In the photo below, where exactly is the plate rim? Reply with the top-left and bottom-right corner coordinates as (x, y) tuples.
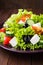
(0, 45), (43, 54)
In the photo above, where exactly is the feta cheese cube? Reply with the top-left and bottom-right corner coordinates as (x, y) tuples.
(32, 22), (41, 27)
(18, 20), (25, 24)
(30, 34), (40, 45)
(9, 37), (18, 47)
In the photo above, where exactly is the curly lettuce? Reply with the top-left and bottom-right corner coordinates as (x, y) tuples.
(15, 26), (35, 50)
(2, 9), (43, 50)
(0, 32), (5, 43)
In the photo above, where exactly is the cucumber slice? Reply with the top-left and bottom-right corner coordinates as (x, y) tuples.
(6, 31), (14, 37)
(39, 40), (43, 45)
(26, 19), (34, 26)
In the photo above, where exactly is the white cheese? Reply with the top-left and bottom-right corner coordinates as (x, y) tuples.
(32, 22), (41, 27)
(18, 20), (25, 24)
(9, 37), (18, 47)
(30, 34), (40, 45)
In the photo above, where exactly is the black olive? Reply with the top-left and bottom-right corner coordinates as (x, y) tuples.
(29, 35), (33, 39)
(22, 35), (33, 44)
(25, 23), (29, 28)
(22, 35), (30, 44)
(23, 23), (29, 28)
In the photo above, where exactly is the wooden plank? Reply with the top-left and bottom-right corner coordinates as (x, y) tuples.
(0, 48), (9, 65)
(32, 53), (43, 65)
(7, 53), (31, 65)
(0, 47), (31, 65)
(0, 0), (42, 9)
(40, 0), (43, 9)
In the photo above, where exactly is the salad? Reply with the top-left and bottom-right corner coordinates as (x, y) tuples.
(0, 9), (43, 51)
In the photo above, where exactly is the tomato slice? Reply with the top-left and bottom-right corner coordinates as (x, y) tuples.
(3, 36), (11, 45)
(21, 14), (31, 22)
(0, 28), (5, 32)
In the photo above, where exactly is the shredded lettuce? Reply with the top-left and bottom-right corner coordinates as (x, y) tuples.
(39, 14), (43, 27)
(31, 14), (39, 23)
(15, 26), (35, 50)
(2, 9), (43, 50)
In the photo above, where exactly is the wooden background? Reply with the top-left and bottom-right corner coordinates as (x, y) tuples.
(0, 0), (43, 65)
(0, 47), (43, 65)
(0, 0), (43, 9)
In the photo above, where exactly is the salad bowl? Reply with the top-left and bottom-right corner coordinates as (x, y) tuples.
(0, 9), (43, 53)
(0, 45), (43, 53)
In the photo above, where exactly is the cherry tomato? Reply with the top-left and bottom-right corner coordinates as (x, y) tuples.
(21, 14), (31, 22)
(0, 28), (5, 32)
(3, 36), (11, 45)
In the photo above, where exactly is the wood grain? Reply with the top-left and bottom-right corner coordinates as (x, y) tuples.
(0, 47), (31, 65)
(0, 48), (9, 65)
(32, 53), (43, 65)
(7, 53), (31, 65)
(0, 0), (43, 9)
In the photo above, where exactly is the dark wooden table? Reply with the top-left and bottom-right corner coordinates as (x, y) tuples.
(0, 47), (43, 65)
(0, 8), (43, 65)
